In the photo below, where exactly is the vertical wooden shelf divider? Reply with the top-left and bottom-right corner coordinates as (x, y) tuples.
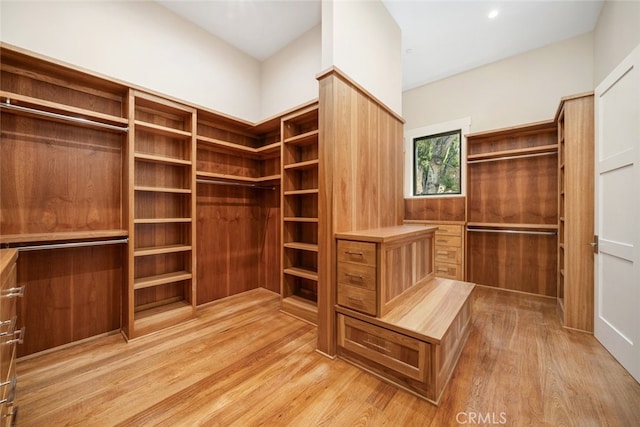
(280, 104), (319, 324)
(124, 90), (197, 339)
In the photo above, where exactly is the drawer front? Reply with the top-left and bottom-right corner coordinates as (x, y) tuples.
(434, 246), (462, 264)
(338, 314), (429, 381)
(337, 262), (376, 291)
(435, 262), (462, 280)
(435, 224), (463, 236)
(434, 235), (461, 247)
(337, 284), (377, 316)
(337, 240), (376, 266)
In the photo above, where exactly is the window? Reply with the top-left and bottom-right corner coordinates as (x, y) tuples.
(404, 117), (469, 198)
(413, 130), (461, 195)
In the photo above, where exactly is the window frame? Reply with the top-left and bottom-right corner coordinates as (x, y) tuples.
(404, 117), (470, 198)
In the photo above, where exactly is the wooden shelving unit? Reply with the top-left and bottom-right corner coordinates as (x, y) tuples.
(556, 93), (594, 332)
(466, 120), (559, 297)
(126, 90), (197, 339)
(280, 104), (319, 324)
(0, 45), (129, 357)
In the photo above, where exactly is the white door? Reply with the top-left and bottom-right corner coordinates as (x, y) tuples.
(594, 44), (640, 383)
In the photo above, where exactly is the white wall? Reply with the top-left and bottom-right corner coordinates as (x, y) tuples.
(322, 0), (402, 115)
(0, 1), (261, 121)
(594, 0), (640, 86)
(402, 33), (594, 133)
(260, 25), (321, 120)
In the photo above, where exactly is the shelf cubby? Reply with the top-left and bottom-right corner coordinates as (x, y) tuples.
(280, 104), (319, 324)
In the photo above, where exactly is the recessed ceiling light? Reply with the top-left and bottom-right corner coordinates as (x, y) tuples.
(488, 9), (499, 19)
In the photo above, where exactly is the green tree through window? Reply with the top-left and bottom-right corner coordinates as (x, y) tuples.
(413, 130), (461, 195)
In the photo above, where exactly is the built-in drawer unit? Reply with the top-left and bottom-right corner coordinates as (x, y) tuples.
(336, 225), (436, 318)
(336, 277), (475, 405)
(338, 314), (430, 382)
(0, 249), (21, 425)
(433, 223), (464, 280)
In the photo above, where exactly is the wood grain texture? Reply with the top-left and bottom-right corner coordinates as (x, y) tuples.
(404, 197), (466, 222)
(317, 70), (404, 356)
(16, 246), (123, 357)
(467, 231), (557, 296)
(0, 115), (124, 235)
(16, 287), (640, 426)
(467, 154), (558, 225)
(559, 94), (594, 332)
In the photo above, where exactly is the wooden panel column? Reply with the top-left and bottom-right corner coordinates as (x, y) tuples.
(317, 68), (405, 357)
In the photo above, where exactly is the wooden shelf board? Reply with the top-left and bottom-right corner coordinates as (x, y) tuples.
(255, 142), (281, 155)
(284, 129), (319, 146)
(0, 90), (128, 128)
(134, 185), (192, 194)
(134, 244), (192, 257)
(284, 189), (319, 196)
(133, 300), (194, 337)
(134, 153), (191, 166)
(134, 271), (192, 290)
(134, 218), (192, 224)
(283, 267), (318, 281)
(467, 144), (558, 162)
(280, 295), (317, 325)
(197, 137), (281, 158)
(466, 222), (558, 230)
(283, 217), (318, 223)
(284, 159), (319, 171)
(134, 120), (191, 138)
(284, 242), (318, 252)
(197, 171), (279, 184)
(0, 229), (128, 245)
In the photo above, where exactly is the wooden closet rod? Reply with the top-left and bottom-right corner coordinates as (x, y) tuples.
(467, 151), (556, 164)
(1, 100), (129, 133)
(466, 228), (556, 236)
(196, 178), (276, 191)
(9, 238), (129, 252)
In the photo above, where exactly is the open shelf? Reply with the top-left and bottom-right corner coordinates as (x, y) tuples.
(133, 300), (194, 335)
(134, 218), (192, 224)
(284, 242), (318, 252)
(196, 171), (281, 184)
(284, 189), (319, 196)
(134, 185), (192, 194)
(280, 295), (318, 324)
(284, 159), (319, 171)
(134, 244), (192, 257)
(134, 271), (193, 290)
(466, 222), (558, 230)
(284, 266), (318, 282)
(134, 120), (191, 139)
(283, 217), (318, 223)
(467, 144), (558, 162)
(0, 90), (128, 129)
(0, 229), (128, 245)
(284, 129), (319, 146)
(134, 153), (192, 166)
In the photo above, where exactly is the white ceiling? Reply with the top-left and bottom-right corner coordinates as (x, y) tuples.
(157, 0), (604, 91)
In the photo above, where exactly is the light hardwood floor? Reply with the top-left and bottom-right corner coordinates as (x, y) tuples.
(18, 286), (640, 426)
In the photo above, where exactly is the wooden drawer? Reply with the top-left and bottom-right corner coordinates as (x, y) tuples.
(434, 246), (462, 264)
(337, 262), (376, 291)
(435, 224), (463, 236)
(434, 263), (462, 280)
(338, 314), (430, 382)
(337, 240), (376, 266)
(337, 284), (377, 316)
(434, 235), (461, 248)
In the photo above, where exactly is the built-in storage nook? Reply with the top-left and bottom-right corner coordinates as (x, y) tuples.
(281, 104), (319, 324)
(466, 121), (559, 296)
(125, 91), (197, 339)
(335, 225), (475, 404)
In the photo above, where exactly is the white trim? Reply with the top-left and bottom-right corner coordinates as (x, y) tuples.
(403, 117), (471, 198)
